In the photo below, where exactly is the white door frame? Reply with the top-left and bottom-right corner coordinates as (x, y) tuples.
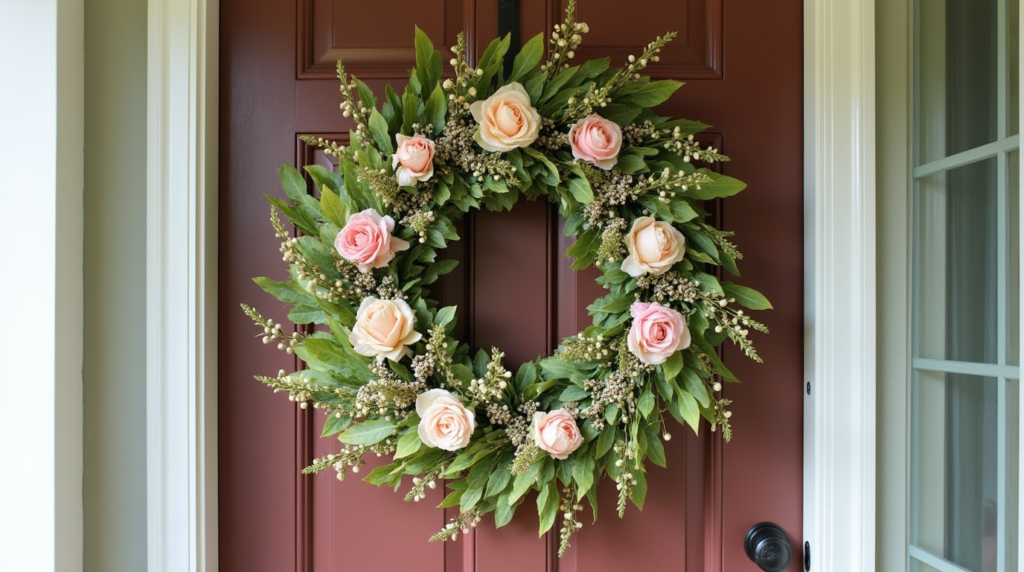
(143, 1), (879, 571)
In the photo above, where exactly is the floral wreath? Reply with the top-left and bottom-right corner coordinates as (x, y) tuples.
(243, 0), (770, 555)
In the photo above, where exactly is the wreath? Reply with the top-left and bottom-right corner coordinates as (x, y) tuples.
(243, 0), (769, 555)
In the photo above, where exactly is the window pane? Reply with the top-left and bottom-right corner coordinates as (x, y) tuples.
(1010, 152), (1020, 366)
(1007, 380), (1020, 571)
(912, 371), (1001, 571)
(1009, 0), (1020, 136)
(917, 0), (999, 164)
(915, 158), (999, 363)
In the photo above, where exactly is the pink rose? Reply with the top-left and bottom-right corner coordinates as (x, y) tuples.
(469, 82), (541, 152)
(627, 301), (691, 365)
(334, 208), (410, 273)
(416, 389), (476, 451)
(391, 134), (435, 186)
(569, 114), (622, 170)
(620, 216), (686, 277)
(349, 297), (422, 362)
(532, 409), (583, 460)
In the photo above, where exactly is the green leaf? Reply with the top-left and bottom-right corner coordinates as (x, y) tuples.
(424, 84), (447, 136)
(559, 386), (590, 402)
(578, 57), (610, 78)
(508, 33), (545, 84)
(394, 429), (423, 459)
(615, 154), (647, 174)
(722, 283), (773, 310)
(288, 303), (326, 325)
(338, 419), (396, 446)
(368, 109), (393, 156)
(510, 461), (542, 505)
(486, 464), (512, 497)
(253, 276), (308, 305)
(321, 413), (352, 437)
(599, 102), (642, 126)
(685, 172), (747, 200)
(674, 392), (701, 433)
(320, 186), (347, 227)
(522, 147), (560, 183)
(654, 369), (675, 402)
(629, 469), (648, 509)
(680, 368), (710, 408)
(414, 26), (442, 92)
(595, 424), (617, 458)
(662, 351), (683, 382)
(537, 480), (559, 535)
(571, 454), (596, 497)
(617, 79), (682, 107)
(438, 488), (465, 509)
(494, 491), (516, 528)
(637, 387), (655, 418)
(434, 305), (457, 328)
(567, 176), (594, 204)
(363, 462), (401, 486)
(402, 91), (419, 135)
(643, 422), (667, 467)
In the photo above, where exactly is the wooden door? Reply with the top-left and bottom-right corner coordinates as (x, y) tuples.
(218, 1), (803, 571)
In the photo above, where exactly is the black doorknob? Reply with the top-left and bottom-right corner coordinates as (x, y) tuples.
(744, 522), (792, 572)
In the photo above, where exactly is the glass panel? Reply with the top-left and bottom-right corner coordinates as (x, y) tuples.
(915, 158), (999, 363)
(1010, 152), (1020, 366)
(1009, 0), (1020, 136)
(1007, 380), (1020, 571)
(913, 371), (1002, 571)
(917, 0), (999, 164)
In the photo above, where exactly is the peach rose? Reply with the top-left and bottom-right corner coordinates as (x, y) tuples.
(620, 217), (686, 277)
(627, 301), (691, 365)
(349, 297), (422, 362)
(532, 409), (583, 460)
(416, 389), (476, 451)
(334, 208), (410, 273)
(469, 82), (541, 152)
(391, 134), (435, 186)
(569, 114), (622, 170)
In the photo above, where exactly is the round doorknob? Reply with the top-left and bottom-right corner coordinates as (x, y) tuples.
(744, 522), (792, 572)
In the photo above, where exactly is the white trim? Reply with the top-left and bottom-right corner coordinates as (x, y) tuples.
(0, 1), (84, 570)
(804, 1), (877, 572)
(146, 0), (219, 570)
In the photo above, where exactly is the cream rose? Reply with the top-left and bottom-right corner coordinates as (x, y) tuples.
(416, 389), (476, 451)
(627, 301), (691, 365)
(569, 114), (622, 170)
(349, 297), (422, 362)
(334, 208), (411, 273)
(469, 82), (541, 152)
(532, 409), (583, 460)
(620, 216), (686, 277)
(391, 134), (435, 186)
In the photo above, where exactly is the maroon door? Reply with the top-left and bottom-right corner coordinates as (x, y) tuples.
(218, 1), (803, 570)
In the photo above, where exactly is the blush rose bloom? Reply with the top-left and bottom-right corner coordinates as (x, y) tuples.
(334, 208), (410, 273)
(416, 389), (476, 451)
(532, 409), (584, 460)
(627, 301), (692, 365)
(569, 114), (623, 170)
(469, 82), (541, 152)
(620, 216), (686, 277)
(391, 134), (435, 186)
(349, 297), (422, 362)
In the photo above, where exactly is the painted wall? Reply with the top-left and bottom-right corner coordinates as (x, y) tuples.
(82, 0), (148, 569)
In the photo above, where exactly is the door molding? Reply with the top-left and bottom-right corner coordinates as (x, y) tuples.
(145, 1), (878, 571)
(804, 0), (877, 569)
(146, 0), (219, 570)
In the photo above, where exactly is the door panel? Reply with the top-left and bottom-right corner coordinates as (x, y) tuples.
(219, 1), (803, 570)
